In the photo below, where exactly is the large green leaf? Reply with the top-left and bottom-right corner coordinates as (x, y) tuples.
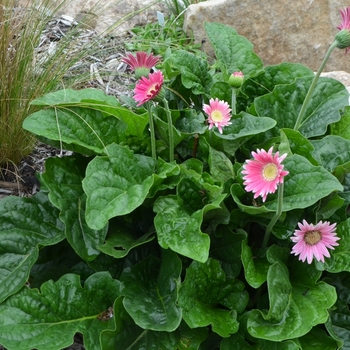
(311, 135), (350, 172)
(297, 327), (338, 350)
(241, 233), (270, 288)
(154, 194), (226, 262)
(331, 105), (350, 139)
(101, 297), (207, 350)
(83, 144), (156, 230)
(280, 128), (317, 165)
(169, 50), (213, 95)
(0, 192), (65, 303)
(0, 272), (120, 350)
(120, 250), (182, 331)
(41, 155), (108, 261)
(23, 89), (149, 154)
(210, 227), (246, 279)
(178, 259), (240, 338)
(324, 218), (350, 273)
(264, 155), (343, 211)
(247, 256), (337, 341)
(221, 333), (300, 349)
(98, 230), (154, 259)
(240, 62), (314, 104)
(255, 76), (349, 137)
(204, 22), (263, 75)
(326, 273), (350, 350)
(30, 88), (119, 106)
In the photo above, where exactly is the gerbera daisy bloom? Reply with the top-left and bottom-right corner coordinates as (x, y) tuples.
(133, 71), (164, 106)
(121, 51), (161, 79)
(335, 7), (350, 53)
(203, 98), (232, 134)
(290, 220), (340, 264)
(242, 147), (289, 202)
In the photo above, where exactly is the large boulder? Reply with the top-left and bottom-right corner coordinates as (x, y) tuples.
(183, 0), (350, 71)
(16, 0), (167, 34)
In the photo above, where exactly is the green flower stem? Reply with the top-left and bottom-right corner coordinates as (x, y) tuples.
(146, 102), (157, 161)
(231, 88), (237, 115)
(294, 40), (338, 131)
(163, 98), (174, 162)
(262, 182), (284, 249)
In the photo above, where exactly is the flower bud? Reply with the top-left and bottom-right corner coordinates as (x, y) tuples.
(228, 71), (244, 88)
(335, 29), (350, 50)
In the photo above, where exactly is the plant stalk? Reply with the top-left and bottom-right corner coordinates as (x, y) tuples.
(262, 182), (284, 249)
(231, 88), (237, 115)
(146, 102), (157, 161)
(293, 41), (338, 131)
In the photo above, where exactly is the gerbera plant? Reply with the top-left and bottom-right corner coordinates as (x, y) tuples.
(2, 6), (350, 350)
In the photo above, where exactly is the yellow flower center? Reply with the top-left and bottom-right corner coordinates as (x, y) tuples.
(146, 83), (159, 98)
(262, 163), (278, 181)
(211, 110), (223, 122)
(304, 230), (322, 245)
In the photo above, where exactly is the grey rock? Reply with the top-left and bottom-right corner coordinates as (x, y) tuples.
(183, 0), (350, 72)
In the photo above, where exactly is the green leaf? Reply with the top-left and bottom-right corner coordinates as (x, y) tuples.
(280, 128), (317, 165)
(240, 62), (313, 104)
(326, 273), (350, 349)
(209, 147), (235, 183)
(30, 88), (119, 106)
(210, 227), (246, 279)
(0, 272), (120, 350)
(169, 50), (213, 95)
(247, 259), (337, 341)
(264, 155), (343, 211)
(41, 155), (108, 261)
(178, 259), (240, 338)
(0, 192), (65, 303)
(214, 112), (276, 140)
(98, 230), (154, 259)
(311, 135), (350, 172)
(24, 92), (149, 154)
(298, 327), (338, 350)
(120, 250), (182, 331)
(331, 105), (350, 139)
(204, 22), (263, 76)
(210, 81), (232, 103)
(230, 183), (274, 215)
(255, 76), (349, 137)
(241, 233), (270, 288)
(218, 112), (276, 155)
(221, 334), (300, 350)
(101, 298), (207, 350)
(83, 144), (156, 230)
(154, 194), (226, 262)
(324, 218), (350, 273)
(154, 195), (209, 262)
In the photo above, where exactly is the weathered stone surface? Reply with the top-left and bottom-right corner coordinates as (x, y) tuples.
(16, 0), (167, 34)
(183, 0), (350, 72)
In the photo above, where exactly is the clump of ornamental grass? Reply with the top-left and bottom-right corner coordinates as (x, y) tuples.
(0, 0), (102, 166)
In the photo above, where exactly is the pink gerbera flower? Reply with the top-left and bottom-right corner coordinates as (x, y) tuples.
(336, 7), (350, 53)
(291, 220), (340, 264)
(133, 71), (164, 106)
(203, 98), (232, 134)
(242, 147), (289, 202)
(121, 52), (161, 79)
